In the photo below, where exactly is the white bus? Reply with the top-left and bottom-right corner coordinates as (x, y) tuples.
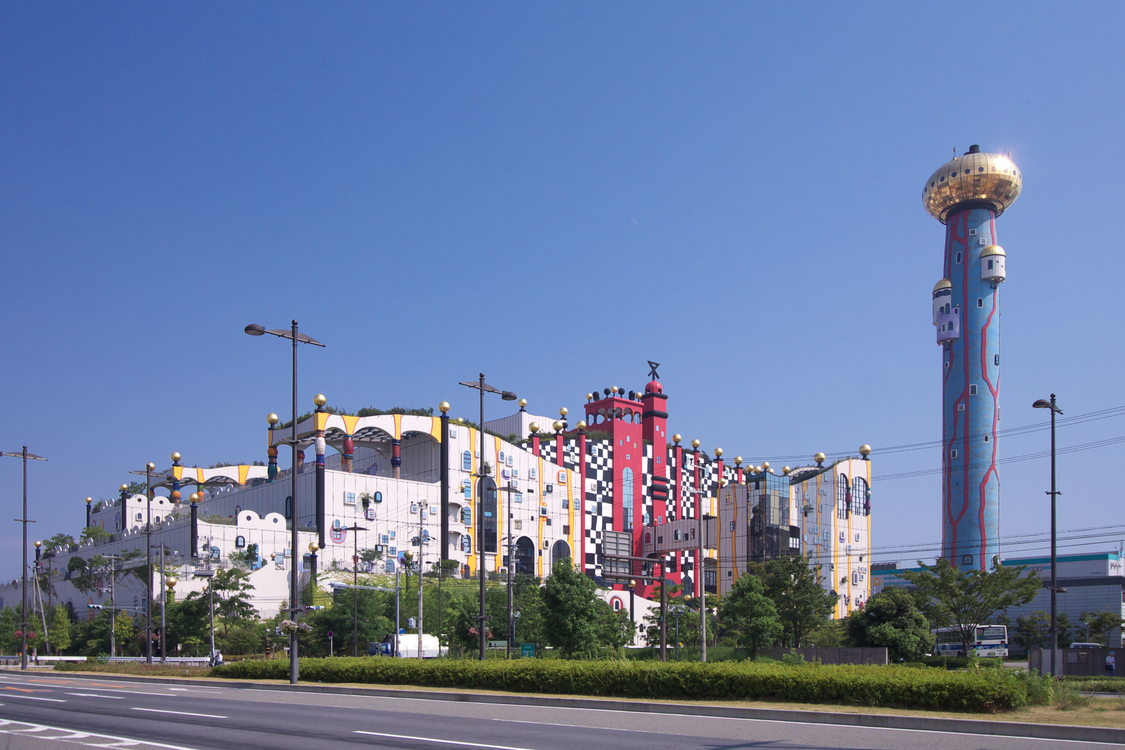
(933, 625), (1008, 658)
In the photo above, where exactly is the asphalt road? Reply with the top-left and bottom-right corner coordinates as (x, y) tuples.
(0, 672), (1111, 750)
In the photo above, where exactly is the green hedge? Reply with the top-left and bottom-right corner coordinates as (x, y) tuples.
(916, 656), (1004, 670)
(212, 657), (1048, 712)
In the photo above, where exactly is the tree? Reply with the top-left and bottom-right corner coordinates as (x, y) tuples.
(43, 534), (76, 557)
(1013, 610), (1050, 653)
(717, 574), (783, 658)
(1079, 611), (1124, 645)
(845, 587), (933, 661)
(745, 556), (836, 647)
(900, 558), (1040, 656)
(541, 564), (603, 658)
(79, 526), (111, 546)
(47, 605), (71, 654)
(186, 568), (258, 640)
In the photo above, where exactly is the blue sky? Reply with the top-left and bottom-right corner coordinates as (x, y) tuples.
(3, 2), (1124, 580)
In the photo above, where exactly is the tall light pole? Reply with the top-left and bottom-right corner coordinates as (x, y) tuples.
(245, 320), (325, 684)
(145, 462), (155, 664)
(1034, 394), (1063, 675)
(343, 524), (367, 656)
(459, 374), (518, 660)
(193, 568), (216, 665)
(1, 447), (46, 671)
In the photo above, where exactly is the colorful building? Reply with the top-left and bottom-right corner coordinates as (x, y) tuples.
(924, 144), (1022, 570)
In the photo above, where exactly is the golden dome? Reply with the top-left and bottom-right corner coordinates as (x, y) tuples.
(922, 145), (1021, 223)
(814, 452), (826, 464)
(519, 398), (527, 408)
(166, 577), (177, 588)
(673, 434), (682, 444)
(762, 461), (770, 471)
(981, 244), (1006, 258)
(170, 451), (182, 463)
(714, 447), (723, 458)
(313, 393), (327, 407)
(529, 422), (540, 434)
(439, 401), (451, 413)
(576, 420), (587, 430)
(119, 484), (128, 492)
(560, 407), (568, 417)
(859, 444), (872, 457)
(585, 393), (594, 401)
(691, 439), (701, 449)
(610, 386), (619, 394)
(552, 420), (563, 432)
(782, 466), (791, 475)
(933, 278), (952, 293)
(266, 413), (280, 426)
(85, 496), (93, 504)
(734, 456), (743, 466)
(308, 542), (320, 553)
(34, 540), (41, 548)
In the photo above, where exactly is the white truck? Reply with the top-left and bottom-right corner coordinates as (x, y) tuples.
(389, 634), (445, 658)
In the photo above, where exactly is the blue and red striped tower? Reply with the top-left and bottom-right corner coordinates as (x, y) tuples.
(924, 144), (1022, 570)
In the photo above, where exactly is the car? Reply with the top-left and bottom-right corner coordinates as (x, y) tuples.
(1069, 642), (1103, 649)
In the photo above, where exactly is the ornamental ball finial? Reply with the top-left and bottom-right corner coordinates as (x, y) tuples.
(170, 451), (182, 463)
(34, 540), (41, 548)
(170, 490), (181, 501)
(119, 484), (128, 492)
(146, 462), (156, 471)
(439, 401), (451, 413)
(267, 413), (280, 426)
(552, 420), (563, 432)
(782, 466), (791, 475)
(519, 398), (527, 408)
(859, 444), (872, 457)
(714, 447), (723, 458)
(85, 496), (93, 504)
(673, 434), (682, 444)
(577, 420), (587, 430)
(585, 393), (593, 401)
(610, 386), (619, 394)
(529, 422), (540, 434)
(166, 577), (177, 588)
(690, 439), (700, 450)
(814, 452), (826, 465)
(559, 407), (568, 417)
(313, 393), (327, 407)
(734, 456), (743, 466)
(308, 542), (320, 553)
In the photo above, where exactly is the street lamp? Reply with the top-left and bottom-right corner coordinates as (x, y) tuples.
(245, 320), (325, 684)
(458, 374), (517, 660)
(164, 574), (177, 663)
(1034, 393), (1063, 675)
(342, 524), (367, 656)
(1, 447), (46, 671)
(193, 568), (216, 666)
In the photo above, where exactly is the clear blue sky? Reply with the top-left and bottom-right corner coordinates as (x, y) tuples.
(3, 2), (1124, 580)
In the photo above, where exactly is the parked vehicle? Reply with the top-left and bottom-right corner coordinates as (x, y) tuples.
(369, 634), (445, 658)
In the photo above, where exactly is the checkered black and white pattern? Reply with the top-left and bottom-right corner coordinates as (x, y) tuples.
(536, 441), (557, 465)
(583, 439), (613, 573)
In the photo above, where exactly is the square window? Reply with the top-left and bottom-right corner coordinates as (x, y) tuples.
(969, 228), (977, 236)
(344, 492), (355, 505)
(979, 238), (987, 246)
(969, 384), (978, 396)
(977, 298), (984, 308)
(958, 404), (965, 412)
(951, 449), (959, 458)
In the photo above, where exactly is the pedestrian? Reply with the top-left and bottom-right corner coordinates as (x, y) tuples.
(1106, 651), (1116, 676)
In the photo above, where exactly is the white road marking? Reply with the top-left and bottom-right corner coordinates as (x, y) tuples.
(3, 695), (66, 702)
(354, 730), (533, 750)
(131, 708), (226, 719)
(67, 693), (124, 699)
(0, 718), (204, 750)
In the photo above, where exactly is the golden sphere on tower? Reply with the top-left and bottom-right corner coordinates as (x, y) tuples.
(690, 439), (701, 450)
(782, 466), (791, 475)
(753, 465), (763, 473)
(308, 542), (320, 553)
(85, 496), (93, 504)
(610, 386), (619, 394)
(922, 145), (1022, 223)
(170, 451), (182, 463)
(146, 462), (156, 471)
(529, 422), (540, 434)
(585, 393), (594, 401)
(190, 492), (201, 502)
(267, 413), (280, 426)
(439, 401), (451, 413)
(673, 434), (682, 444)
(34, 540), (41, 548)
(859, 444), (872, 457)
(166, 577), (177, 588)
(576, 420), (587, 430)
(734, 456), (743, 466)
(519, 398), (527, 408)
(313, 393), (327, 407)
(559, 407), (568, 417)
(714, 448), (723, 458)
(814, 452), (826, 464)
(762, 461), (770, 471)
(552, 420), (563, 432)
(119, 484), (128, 492)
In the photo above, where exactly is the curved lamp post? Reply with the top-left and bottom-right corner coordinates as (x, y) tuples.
(1034, 394), (1063, 675)
(244, 321), (324, 684)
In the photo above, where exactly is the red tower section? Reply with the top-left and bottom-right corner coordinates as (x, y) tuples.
(584, 389), (644, 556)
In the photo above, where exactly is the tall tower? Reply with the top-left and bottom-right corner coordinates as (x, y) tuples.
(924, 144), (1021, 570)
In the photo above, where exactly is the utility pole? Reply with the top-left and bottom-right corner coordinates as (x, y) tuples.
(344, 523), (367, 656)
(109, 555), (116, 658)
(417, 501), (427, 660)
(2, 447), (46, 671)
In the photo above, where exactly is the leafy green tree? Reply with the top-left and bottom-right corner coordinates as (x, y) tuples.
(806, 619), (846, 647)
(541, 563), (603, 658)
(43, 534), (76, 557)
(745, 556), (836, 647)
(79, 526), (111, 546)
(166, 596), (208, 656)
(308, 587), (393, 656)
(0, 608), (18, 653)
(845, 587), (933, 661)
(595, 599), (633, 654)
(47, 605), (71, 654)
(1013, 610), (1050, 653)
(717, 574), (784, 658)
(900, 558), (1040, 656)
(1079, 611), (1124, 645)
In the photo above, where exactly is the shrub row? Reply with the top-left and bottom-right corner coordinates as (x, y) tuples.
(915, 656), (1004, 670)
(212, 657), (1049, 712)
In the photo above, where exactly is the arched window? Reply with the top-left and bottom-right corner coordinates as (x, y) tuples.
(622, 468), (634, 531)
(852, 477), (869, 516)
(836, 476), (849, 520)
(462, 451), (472, 471)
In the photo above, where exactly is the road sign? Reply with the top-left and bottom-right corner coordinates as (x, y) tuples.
(520, 643), (536, 658)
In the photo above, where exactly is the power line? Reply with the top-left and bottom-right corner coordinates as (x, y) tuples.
(873, 435), (1125, 481)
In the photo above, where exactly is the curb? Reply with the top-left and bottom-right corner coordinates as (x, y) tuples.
(36, 670), (1125, 745)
